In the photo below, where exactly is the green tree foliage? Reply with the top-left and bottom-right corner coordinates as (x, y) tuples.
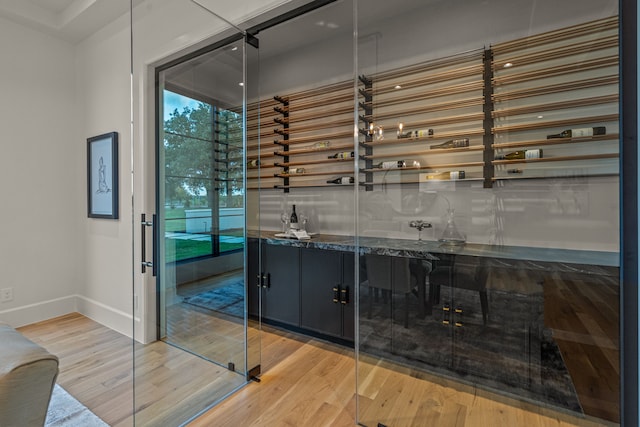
(164, 101), (244, 209)
(164, 103), (214, 207)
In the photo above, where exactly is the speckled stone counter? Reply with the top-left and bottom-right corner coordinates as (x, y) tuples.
(251, 230), (619, 271)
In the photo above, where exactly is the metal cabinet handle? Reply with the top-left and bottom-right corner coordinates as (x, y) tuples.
(340, 287), (349, 304)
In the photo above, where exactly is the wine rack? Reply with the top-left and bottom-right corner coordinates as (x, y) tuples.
(271, 80), (356, 190)
(491, 16), (619, 181)
(245, 97), (282, 190)
(243, 16), (618, 192)
(358, 50), (488, 189)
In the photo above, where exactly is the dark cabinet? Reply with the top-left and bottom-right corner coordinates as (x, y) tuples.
(248, 239), (354, 342)
(248, 240), (300, 326)
(262, 244), (300, 326)
(300, 248), (354, 341)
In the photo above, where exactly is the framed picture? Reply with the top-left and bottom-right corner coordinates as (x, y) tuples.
(87, 132), (118, 219)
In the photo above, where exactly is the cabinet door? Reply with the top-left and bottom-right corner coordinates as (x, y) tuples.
(341, 251), (355, 341)
(300, 248), (342, 337)
(263, 244), (300, 326)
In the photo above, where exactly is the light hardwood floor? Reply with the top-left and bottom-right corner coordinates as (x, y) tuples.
(19, 312), (615, 427)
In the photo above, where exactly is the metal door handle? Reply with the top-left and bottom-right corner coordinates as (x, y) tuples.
(141, 213), (157, 276)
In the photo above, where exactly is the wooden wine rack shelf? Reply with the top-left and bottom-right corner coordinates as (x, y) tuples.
(492, 134), (619, 150)
(236, 16), (619, 191)
(492, 153), (618, 166)
(491, 114), (619, 134)
(275, 169), (353, 178)
(363, 145), (484, 159)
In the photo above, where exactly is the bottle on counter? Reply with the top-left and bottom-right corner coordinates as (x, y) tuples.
(495, 149), (542, 160)
(546, 126), (606, 139)
(429, 138), (469, 149)
(290, 204), (299, 229)
(326, 176), (354, 184)
(424, 171), (465, 180)
(327, 151), (354, 159)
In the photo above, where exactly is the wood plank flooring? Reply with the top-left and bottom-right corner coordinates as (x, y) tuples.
(19, 312), (616, 427)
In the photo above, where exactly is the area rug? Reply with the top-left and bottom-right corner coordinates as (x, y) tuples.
(182, 281), (244, 318)
(359, 286), (583, 414)
(46, 384), (109, 427)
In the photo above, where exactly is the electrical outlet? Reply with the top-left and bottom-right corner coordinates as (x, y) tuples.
(0, 287), (13, 302)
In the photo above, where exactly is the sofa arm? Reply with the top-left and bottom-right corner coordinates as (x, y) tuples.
(0, 322), (59, 427)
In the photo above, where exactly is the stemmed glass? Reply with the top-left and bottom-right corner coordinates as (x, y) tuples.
(280, 212), (289, 233)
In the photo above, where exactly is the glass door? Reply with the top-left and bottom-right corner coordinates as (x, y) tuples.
(356, 0), (621, 426)
(133, 31), (257, 426)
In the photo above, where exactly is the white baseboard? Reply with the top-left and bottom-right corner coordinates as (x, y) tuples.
(0, 295), (133, 339)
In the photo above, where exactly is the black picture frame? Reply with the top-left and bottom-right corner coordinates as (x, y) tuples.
(87, 132), (119, 219)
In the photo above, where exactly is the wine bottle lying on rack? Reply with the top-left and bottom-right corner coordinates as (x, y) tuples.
(425, 171), (465, 180)
(328, 151), (354, 159)
(398, 129), (434, 139)
(546, 126), (606, 139)
(495, 149), (542, 160)
(313, 141), (331, 149)
(327, 176), (354, 184)
(287, 168), (306, 174)
(247, 159), (260, 168)
(430, 138), (469, 149)
(375, 160), (421, 169)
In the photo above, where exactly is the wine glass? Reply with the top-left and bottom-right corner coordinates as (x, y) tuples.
(280, 212), (289, 233)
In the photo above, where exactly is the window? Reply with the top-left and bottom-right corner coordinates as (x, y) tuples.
(163, 89), (243, 262)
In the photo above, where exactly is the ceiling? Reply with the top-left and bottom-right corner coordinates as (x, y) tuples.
(0, 0), (137, 43)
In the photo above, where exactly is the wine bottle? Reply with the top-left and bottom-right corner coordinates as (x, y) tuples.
(410, 129), (434, 138)
(546, 126), (606, 139)
(290, 205), (298, 229)
(327, 151), (354, 159)
(425, 171), (465, 180)
(312, 141), (331, 149)
(247, 159), (260, 168)
(287, 167), (305, 174)
(495, 149), (542, 160)
(429, 138), (469, 149)
(376, 160), (405, 169)
(326, 176), (354, 184)
(375, 160), (421, 169)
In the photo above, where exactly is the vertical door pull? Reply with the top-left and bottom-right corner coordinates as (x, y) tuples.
(141, 214), (157, 276)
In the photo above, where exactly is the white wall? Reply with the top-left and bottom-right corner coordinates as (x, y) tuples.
(0, 0), (299, 333)
(0, 16), (82, 327)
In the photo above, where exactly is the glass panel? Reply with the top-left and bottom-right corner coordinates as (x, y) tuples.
(356, 1), (620, 426)
(132, 2), (252, 424)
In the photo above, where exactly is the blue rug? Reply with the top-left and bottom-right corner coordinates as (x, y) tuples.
(183, 281), (245, 318)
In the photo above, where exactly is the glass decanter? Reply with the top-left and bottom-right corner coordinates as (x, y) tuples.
(438, 208), (465, 245)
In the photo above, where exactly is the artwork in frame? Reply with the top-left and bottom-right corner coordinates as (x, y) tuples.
(87, 132), (119, 219)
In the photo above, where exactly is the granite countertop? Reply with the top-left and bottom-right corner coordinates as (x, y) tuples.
(250, 231), (619, 270)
